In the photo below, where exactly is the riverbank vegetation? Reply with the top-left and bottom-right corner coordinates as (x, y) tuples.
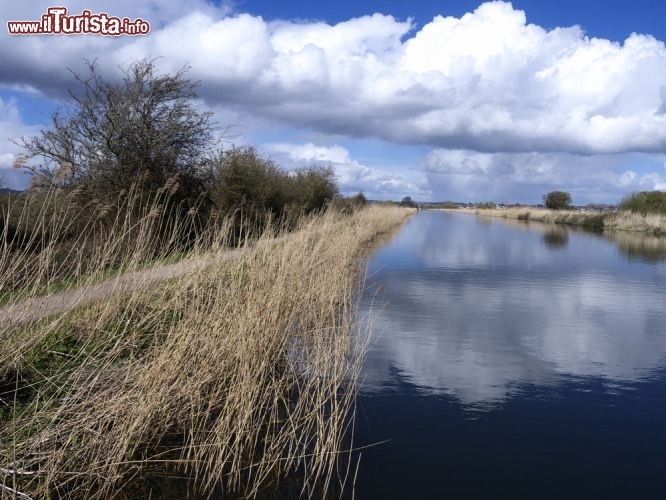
(451, 205), (666, 235)
(447, 190), (666, 235)
(1, 201), (412, 499)
(1, 57), (415, 498)
(618, 191), (666, 216)
(1, 58), (354, 299)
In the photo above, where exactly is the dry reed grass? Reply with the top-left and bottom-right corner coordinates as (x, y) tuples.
(0, 185), (197, 303)
(0, 198), (412, 499)
(450, 207), (666, 234)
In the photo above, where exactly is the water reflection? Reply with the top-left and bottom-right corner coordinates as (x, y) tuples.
(359, 212), (666, 409)
(610, 231), (666, 262)
(542, 226), (569, 248)
(476, 213), (666, 262)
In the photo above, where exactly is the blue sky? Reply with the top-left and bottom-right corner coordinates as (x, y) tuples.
(2, 1), (666, 203)
(242, 0), (666, 42)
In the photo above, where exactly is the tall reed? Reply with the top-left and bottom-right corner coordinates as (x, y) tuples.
(0, 194), (411, 499)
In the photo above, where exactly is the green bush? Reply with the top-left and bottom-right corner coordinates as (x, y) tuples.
(332, 192), (367, 214)
(204, 147), (338, 224)
(619, 191), (666, 215)
(352, 192), (367, 206)
(292, 166), (339, 212)
(205, 147), (282, 216)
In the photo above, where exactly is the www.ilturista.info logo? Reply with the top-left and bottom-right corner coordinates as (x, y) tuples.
(7, 7), (150, 36)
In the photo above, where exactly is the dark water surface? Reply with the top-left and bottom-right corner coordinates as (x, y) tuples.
(353, 211), (666, 499)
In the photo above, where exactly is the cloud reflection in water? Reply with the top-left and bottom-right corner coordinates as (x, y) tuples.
(359, 212), (666, 409)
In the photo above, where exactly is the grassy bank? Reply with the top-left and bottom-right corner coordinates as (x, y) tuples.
(449, 207), (666, 235)
(1, 205), (412, 499)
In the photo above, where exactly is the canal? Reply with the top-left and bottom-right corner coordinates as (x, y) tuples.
(353, 211), (666, 499)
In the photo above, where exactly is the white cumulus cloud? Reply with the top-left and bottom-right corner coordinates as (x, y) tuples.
(423, 149), (666, 203)
(266, 142), (428, 199)
(4, 1), (666, 155)
(6, 1), (666, 200)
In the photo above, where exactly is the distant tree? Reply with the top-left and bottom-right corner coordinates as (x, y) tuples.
(400, 196), (416, 208)
(477, 201), (495, 209)
(19, 58), (215, 205)
(543, 191), (572, 210)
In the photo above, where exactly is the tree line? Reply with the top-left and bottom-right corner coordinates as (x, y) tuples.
(3, 59), (361, 250)
(543, 190), (666, 214)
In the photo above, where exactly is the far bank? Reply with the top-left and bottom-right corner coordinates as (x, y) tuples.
(444, 207), (666, 235)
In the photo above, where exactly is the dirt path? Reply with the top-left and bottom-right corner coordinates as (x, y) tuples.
(0, 248), (246, 326)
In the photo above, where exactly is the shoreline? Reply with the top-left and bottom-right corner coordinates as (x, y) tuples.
(441, 207), (666, 235)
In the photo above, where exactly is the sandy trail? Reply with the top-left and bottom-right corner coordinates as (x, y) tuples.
(0, 248), (246, 326)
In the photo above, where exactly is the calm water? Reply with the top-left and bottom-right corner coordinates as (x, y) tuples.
(353, 211), (666, 499)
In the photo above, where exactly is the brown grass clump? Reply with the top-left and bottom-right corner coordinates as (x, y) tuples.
(0, 202), (412, 499)
(602, 211), (666, 234)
